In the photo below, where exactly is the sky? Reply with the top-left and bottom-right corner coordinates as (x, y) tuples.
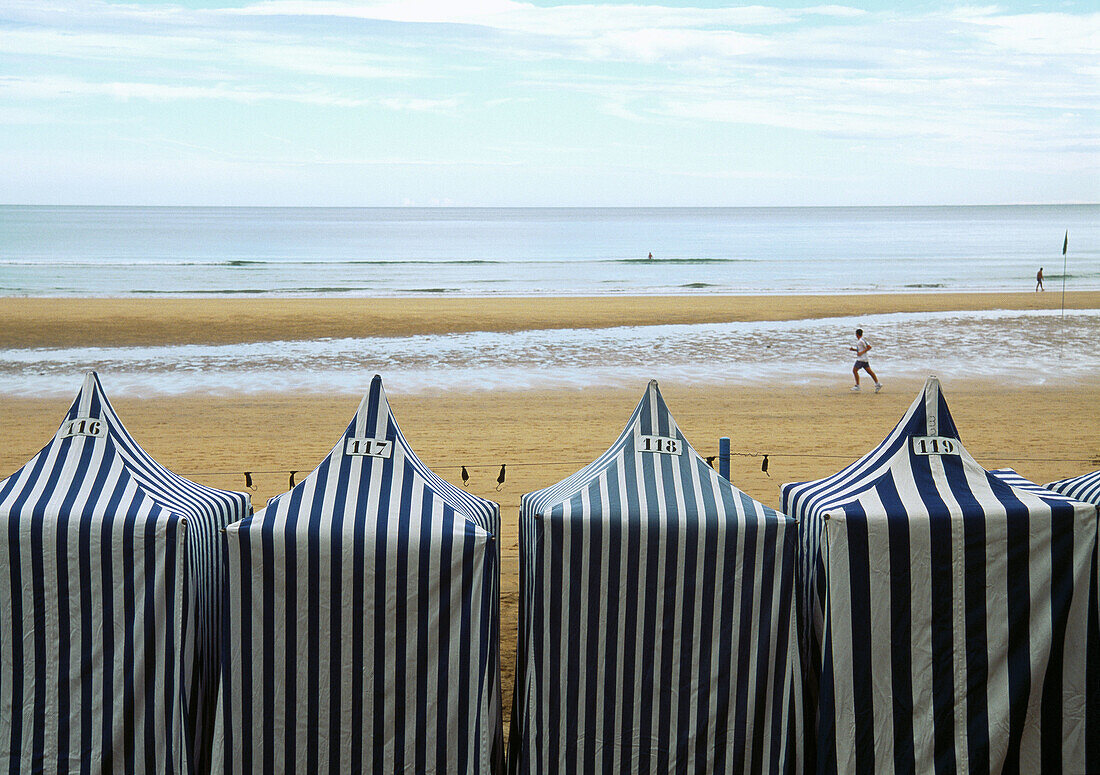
(1, 0), (1097, 206)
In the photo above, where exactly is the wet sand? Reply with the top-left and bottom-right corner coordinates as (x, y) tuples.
(4, 290), (1099, 348)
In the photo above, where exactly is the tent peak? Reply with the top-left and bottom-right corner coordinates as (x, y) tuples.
(923, 375), (942, 437)
(353, 376), (390, 426)
(70, 371), (108, 422)
(80, 370), (101, 395)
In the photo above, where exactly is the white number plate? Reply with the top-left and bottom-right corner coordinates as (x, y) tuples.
(638, 434), (682, 455)
(346, 437), (393, 458)
(912, 436), (959, 456)
(61, 418), (106, 439)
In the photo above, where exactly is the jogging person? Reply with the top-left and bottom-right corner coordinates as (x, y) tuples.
(850, 328), (882, 392)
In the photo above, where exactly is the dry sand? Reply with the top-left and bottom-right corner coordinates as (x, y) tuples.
(3, 292), (1099, 720)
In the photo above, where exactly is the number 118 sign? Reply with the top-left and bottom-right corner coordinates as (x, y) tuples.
(638, 434), (681, 455)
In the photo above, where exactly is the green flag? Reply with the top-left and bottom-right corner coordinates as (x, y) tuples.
(1063, 231), (1068, 255)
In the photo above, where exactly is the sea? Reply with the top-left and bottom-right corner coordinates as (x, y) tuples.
(2, 204), (1098, 297)
(2, 204), (1098, 396)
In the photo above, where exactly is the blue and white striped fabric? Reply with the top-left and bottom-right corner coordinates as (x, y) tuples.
(989, 468), (1060, 495)
(782, 376), (1100, 774)
(508, 380), (802, 775)
(991, 468), (1095, 505)
(215, 374), (504, 774)
(1047, 469), (1100, 506)
(0, 371), (250, 774)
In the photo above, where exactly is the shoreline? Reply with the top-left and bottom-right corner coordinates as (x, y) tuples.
(4, 290), (1099, 349)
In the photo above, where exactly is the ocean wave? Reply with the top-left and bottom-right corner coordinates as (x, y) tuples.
(0, 257), (512, 267)
(616, 257), (760, 264)
(133, 288), (273, 295)
(2, 308), (1097, 396)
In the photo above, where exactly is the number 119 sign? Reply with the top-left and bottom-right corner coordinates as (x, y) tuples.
(912, 436), (959, 456)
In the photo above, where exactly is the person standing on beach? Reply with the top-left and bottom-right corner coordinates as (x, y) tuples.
(850, 328), (882, 392)
(1036, 267), (1044, 291)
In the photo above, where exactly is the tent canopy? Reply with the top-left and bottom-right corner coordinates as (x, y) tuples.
(782, 376), (1100, 774)
(510, 380), (802, 775)
(992, 467), (1095, 504)
(1047, 468), (1100, 505)
(216, 374), (503, 774)
(0, 371), (249, 774)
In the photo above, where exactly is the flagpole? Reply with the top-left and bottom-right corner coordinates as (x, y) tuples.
(1061, 230), (1068, 320)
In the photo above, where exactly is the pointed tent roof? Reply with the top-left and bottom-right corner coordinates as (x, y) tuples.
(783, 378), (1100, 774)
(0, 371), (248, 521)
(0, 372), (248, 774)
(510, 380), (802, 774)
(522, 379), (781, 520)
(1047, 469), (1100, 505)
(217, 374), (504, 773)
(781, 376), (1078, 521)
(234, 374), (497, 536)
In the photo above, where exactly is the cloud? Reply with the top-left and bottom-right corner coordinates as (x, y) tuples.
(1, 0), (1096, 202)
(0, 75), (455, 110)
(950, 6), (1100, 57)
(229, 1), (810, 31)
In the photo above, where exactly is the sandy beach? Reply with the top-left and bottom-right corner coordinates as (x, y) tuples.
(3, 292), (1099, 717)
(5, 290), (1100, 348)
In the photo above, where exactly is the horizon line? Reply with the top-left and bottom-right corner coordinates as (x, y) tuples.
(3, 202), (1098, 210)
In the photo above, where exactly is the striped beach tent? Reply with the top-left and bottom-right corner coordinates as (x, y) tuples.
(1047, 468), (1100, 506)
(782, 376), (1100, 774)
(508, 380), (802, 775)
(215, 374), (504, 774)
(0, 371), (250, 774)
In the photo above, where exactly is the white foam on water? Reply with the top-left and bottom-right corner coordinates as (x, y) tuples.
(2, 309), (1097, 396)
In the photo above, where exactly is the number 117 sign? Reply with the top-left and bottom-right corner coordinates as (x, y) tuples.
(346, 437), (392, 458)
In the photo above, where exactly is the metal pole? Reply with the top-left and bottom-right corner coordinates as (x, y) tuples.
(719, 437), (730, 480)
(1061, 230), (1068, 321)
